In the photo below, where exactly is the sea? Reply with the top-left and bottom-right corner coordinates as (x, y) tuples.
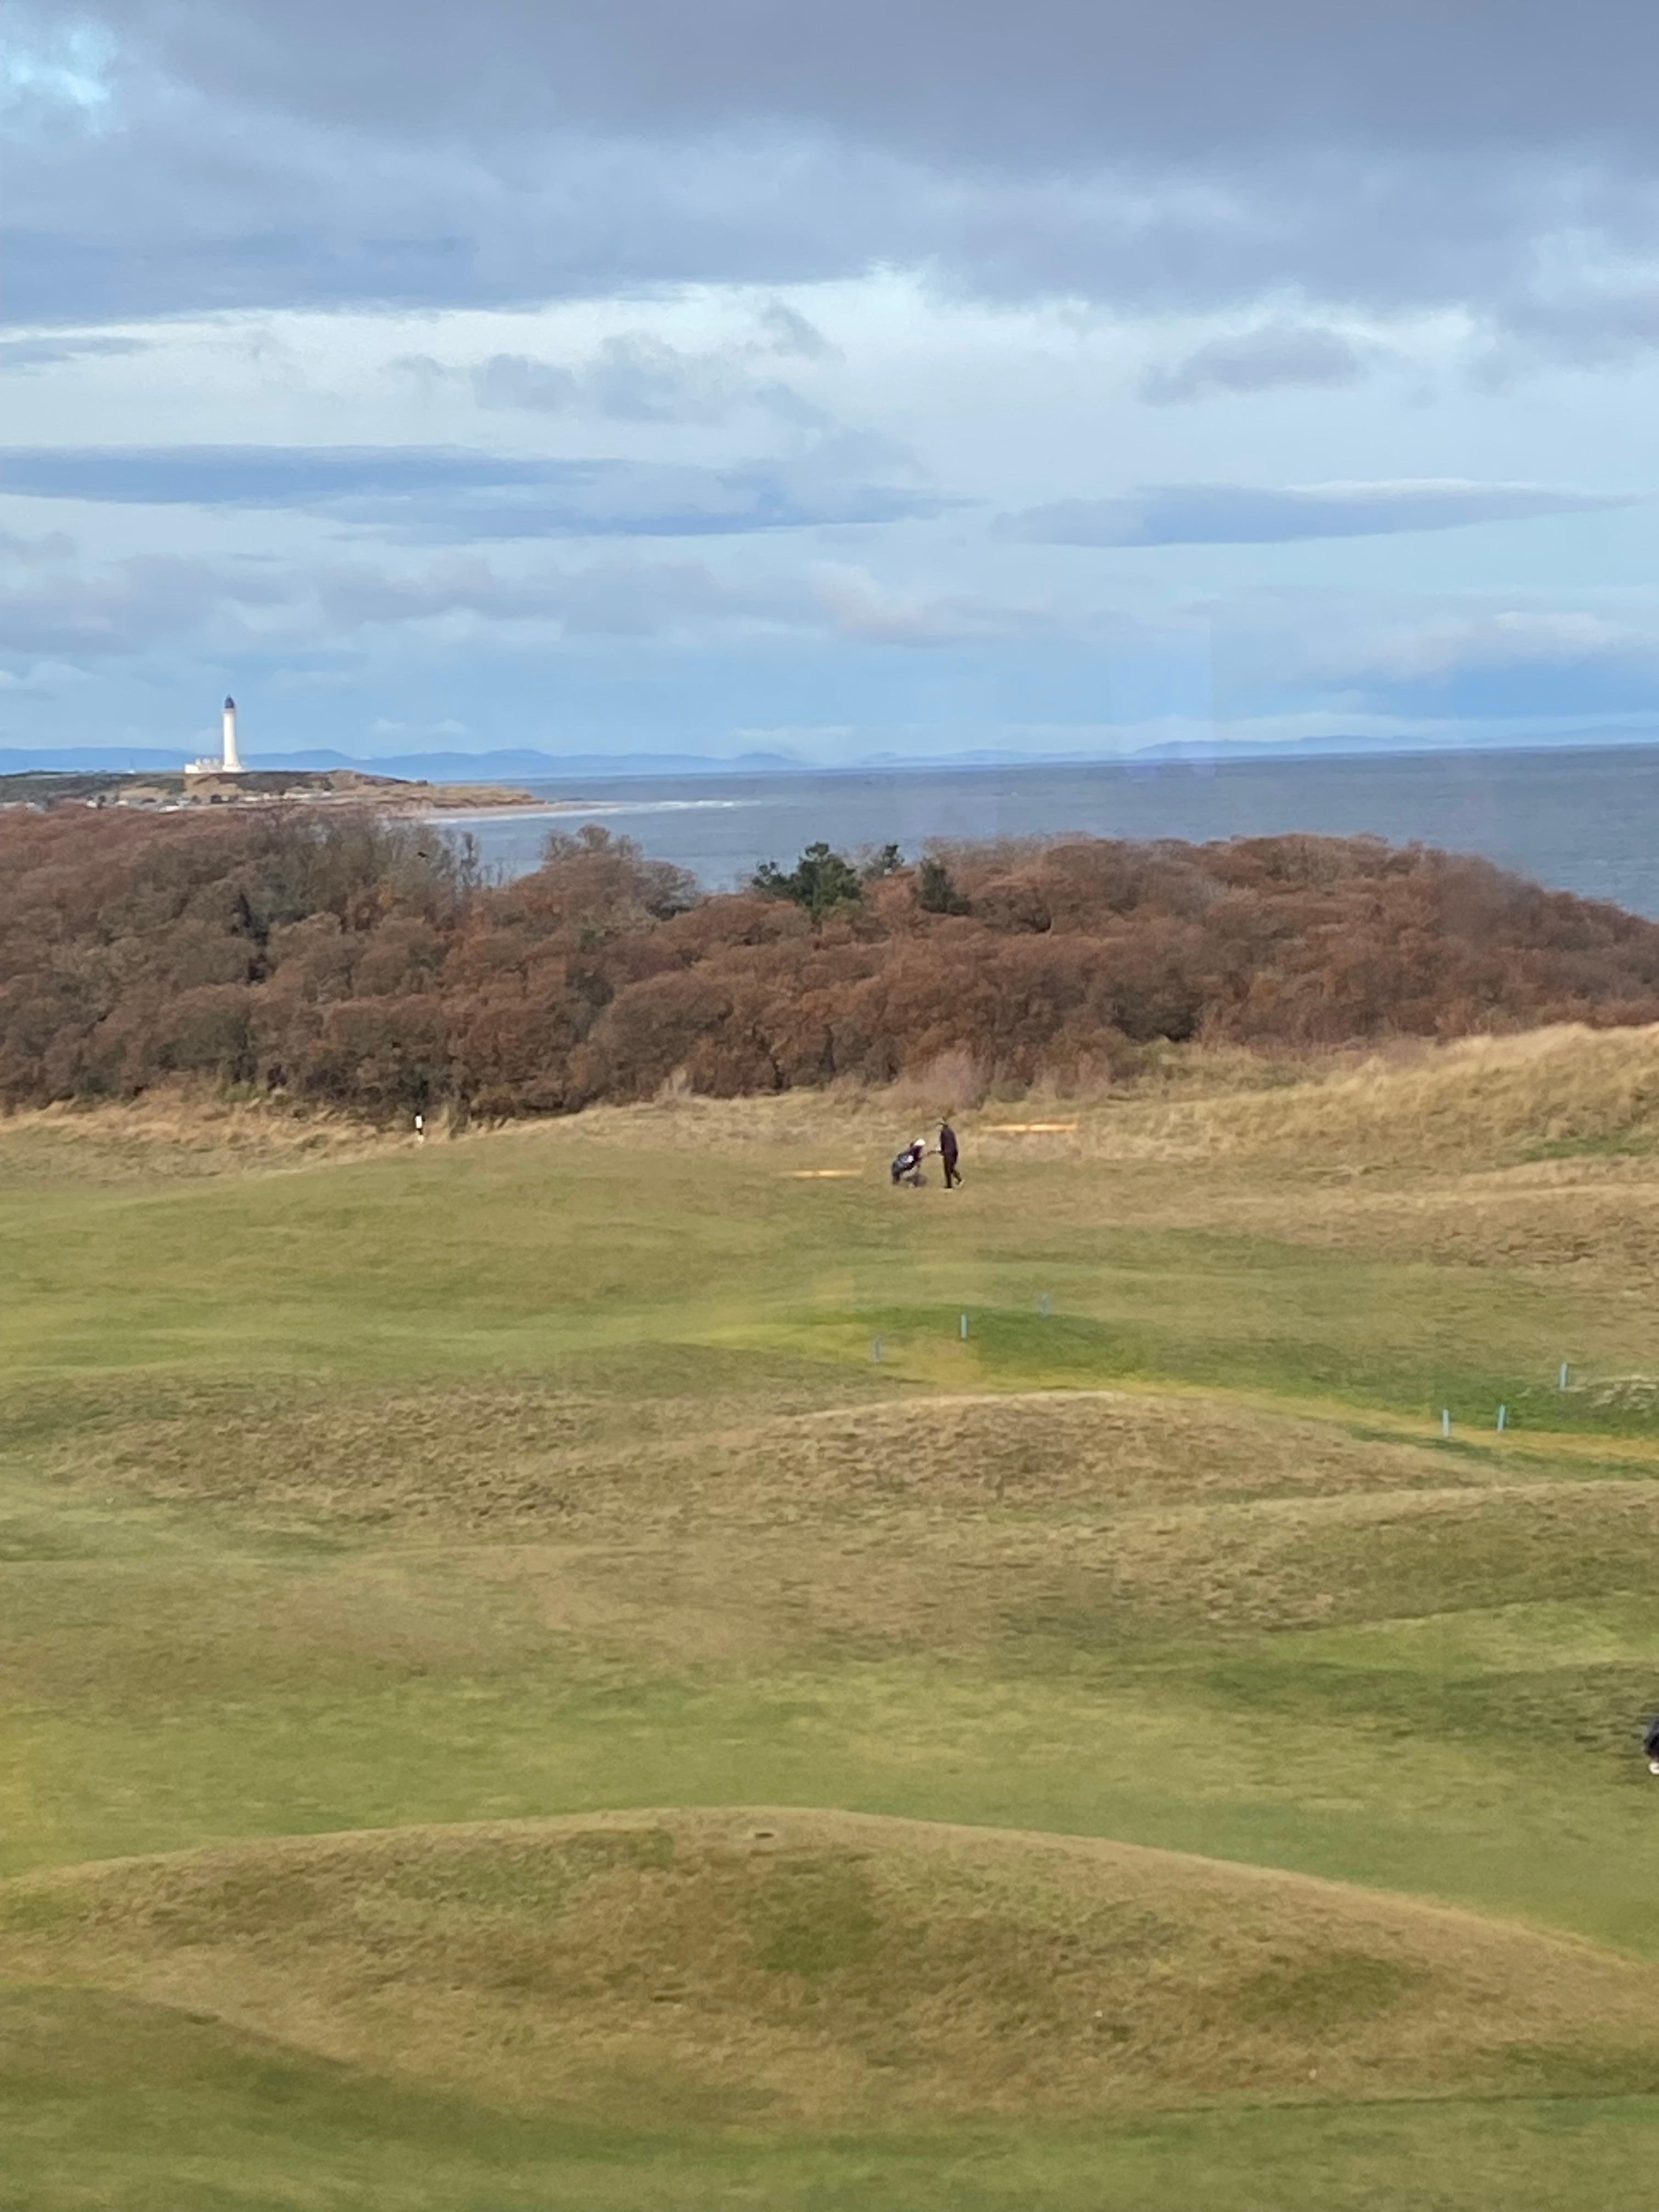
(437, 743), (1659, 919)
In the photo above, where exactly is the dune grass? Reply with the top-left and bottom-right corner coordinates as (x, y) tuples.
(7, 1035), (1659, 2204)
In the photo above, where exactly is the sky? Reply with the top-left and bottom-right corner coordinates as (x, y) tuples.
(4, 0), (1659, 766)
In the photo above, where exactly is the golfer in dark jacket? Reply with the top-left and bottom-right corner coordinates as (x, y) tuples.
(939, 1119), (962, 1188)
(1644, 1714), (1659, 1773)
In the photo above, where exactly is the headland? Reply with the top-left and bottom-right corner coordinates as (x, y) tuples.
(0, 765), (544, 812)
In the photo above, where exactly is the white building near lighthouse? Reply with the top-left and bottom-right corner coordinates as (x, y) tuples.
(185, 695), (246, 777)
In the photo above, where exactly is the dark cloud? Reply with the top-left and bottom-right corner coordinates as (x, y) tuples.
(1140, 324), (1371, 405)
(0, 443), (951, 538)
(4, 2), (1658, 328)
(80, 1), (1659, 167)
(996, 482), (1637, 549)
(1478, 281), (1659, 376)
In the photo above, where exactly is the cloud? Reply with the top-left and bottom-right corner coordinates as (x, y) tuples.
(1, 17), (115, 119)
(1232, 592), (1659, 723)
(1140, 323), (1372, 404)
(0, 445), (522, 506)
(466, 330), (826, 427)
(0, 332), (148, 369)
(0, 553), (290, 657)
(996, 480), (1636, 549)
(396, 306), (840, 426)
(0, 443), (952, 538)
(313, 552), (777, 638)
(1475, 275), (1659, 378)
(1334, 608), (1652, 681)
(806, 561), (1057, 647)
(7, 2), (1659, 332)
(313, 551), (1051, 647)
(0, 535), (1064, 666)
(755, 302), (838, 362)
(0, 524), (75, 561)
(77, 1), (1659, 173)
(0, 658), (91, 694)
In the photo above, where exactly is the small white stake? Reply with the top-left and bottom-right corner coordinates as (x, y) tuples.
(1441, 1409), (1451, 1439)
(1559, 1361), (1571, 1390)
(1497, 1404), (1508, 1432)
(960, 1312), (969, 1340)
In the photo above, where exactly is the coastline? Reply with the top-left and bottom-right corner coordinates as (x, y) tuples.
(0, 769), (584, 818)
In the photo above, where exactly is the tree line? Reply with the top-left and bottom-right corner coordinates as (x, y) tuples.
(5, 804), (1659, 1118)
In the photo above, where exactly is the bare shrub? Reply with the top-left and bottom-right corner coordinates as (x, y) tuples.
(9, 810), (1659, 1120)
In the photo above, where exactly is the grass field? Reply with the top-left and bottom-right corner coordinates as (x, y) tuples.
(8, 1026), (1659, 2208)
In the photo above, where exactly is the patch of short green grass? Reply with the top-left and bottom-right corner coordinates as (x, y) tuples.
(9, 2002), (1659, 2212)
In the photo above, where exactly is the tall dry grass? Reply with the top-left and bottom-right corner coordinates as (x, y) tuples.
(12, 1022), (1659, 1185)
(1083, 1023), (1659, 1169)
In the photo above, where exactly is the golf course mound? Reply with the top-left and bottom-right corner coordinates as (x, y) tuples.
(5, 1809), (1658, 2125)
(35, 1375), (1475, 1537)
(714, 1391), (1469, 1517)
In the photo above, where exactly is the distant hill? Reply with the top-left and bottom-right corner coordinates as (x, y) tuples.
(1131, 731), (1659, 763)
(12, 733), (1659, 782)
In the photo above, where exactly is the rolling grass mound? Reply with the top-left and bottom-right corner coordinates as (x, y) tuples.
(4, 1809), (1658, 2127)
(717, 1392), (1470, 1515)
(1097, 1023), (1659, 1171)
(25, 1378), (1474, 1537)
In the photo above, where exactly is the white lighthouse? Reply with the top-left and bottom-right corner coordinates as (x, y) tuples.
(185, 694), (247, 778)
(220, 695), (241, 772)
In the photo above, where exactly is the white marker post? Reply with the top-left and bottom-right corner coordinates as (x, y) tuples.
(1559, 1361), (1571, 1390)
(872, 1335), (883, 1364)
(1497, 1404), (1508, 1432)
(960, 1312), (969, 1341)
(414, 1113), (425, 1144)
(1039, 1294), (1052, 1316)
(1441, 1409), (1452, 1440)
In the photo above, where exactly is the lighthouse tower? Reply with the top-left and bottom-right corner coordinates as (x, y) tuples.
(185, 693), (248, 777)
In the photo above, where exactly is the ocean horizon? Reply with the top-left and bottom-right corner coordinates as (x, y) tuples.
(437, 742), (1659, 920)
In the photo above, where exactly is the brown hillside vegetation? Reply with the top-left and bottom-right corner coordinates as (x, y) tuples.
(6, 805), (1659, 1117)
(5, 1809), (1658, 2124)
